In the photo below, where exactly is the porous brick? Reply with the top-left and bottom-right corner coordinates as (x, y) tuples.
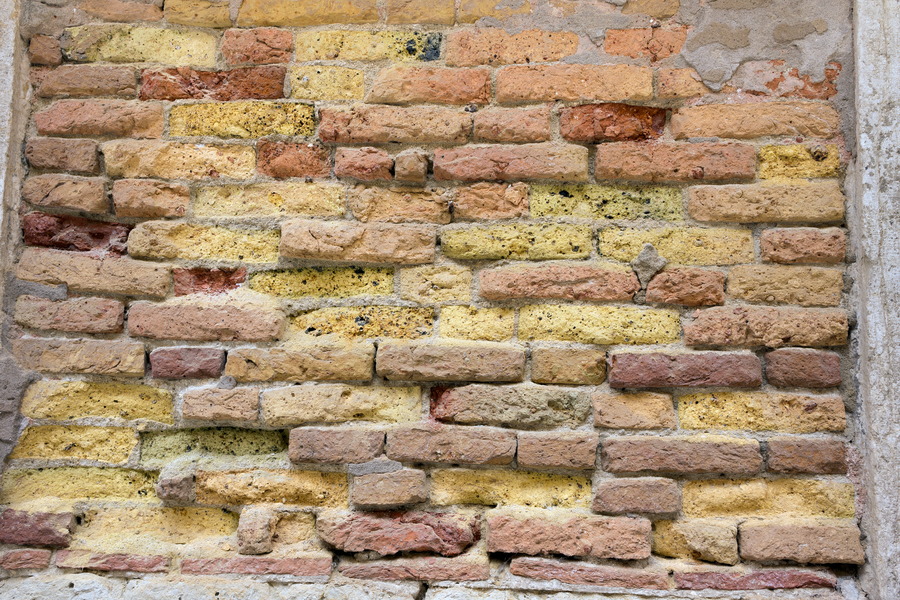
(431, 469), (591, 508)
(164, 0), (231, 27)
(103, 140), (256, 179)
(761, 227), (847, 264)
(602, 435), (762, 474)
(22, 175), (108, 213)
(681, 478), (855, 518)
(377, 341), (525, 382)
(170, 102), (314, 138)
(0, 467), (157, 504)
(11, 425), (136, 464)
(293, 30), (440, 61)
(226, 343), (375, 384)
(531, 348), (607, 385)
(249, 267), (392, 299)
(260, 384), (417, 426)
(292, 306), (432, 340)
(280, 220), (435, 264)
(689, 182), (845, 223)
(14, 295), (123, 334)
(671, 102), (841, 139)
(593, 391), (677, 429)
(290, 66), (364, 100)
(442, 224), (591, 260)
(368, 66), (491, 105)
(458, 0), (534, 22)
(519, 304), (680, 345)
(21, 380), (173, 423)
(727, 265), (843, 307)
(679, 391), (846, 432)
(385, 0), (454, 24)
(13, 338), (145, 376)
(432, 384), (589, 429)
(496, 64), (653, 102)
(237, 0), (378, 27)
(653, 519), (739, 565)
(140, 66), (286, 100)
(386, 424), (516, 465)
(222, 28), (292, 65)
(128, 222), (279, 262)
(195, 469), (347, 506)
(400, 265), (472, 303)
(593, 477), (681, 515)
(758, 144), (841, 179)
(600, 227), (754, 265)
(62, 25), (218, 66)
(196, 182), (343, 217)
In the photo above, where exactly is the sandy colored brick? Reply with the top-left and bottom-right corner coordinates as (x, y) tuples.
(600, 227), (754, 265)
(250, 267), (393, 299)
(113, 180), (189, 218)
(603, 435), (762, 475)
(433, 384), (589, 430)
(13, 338), (145, 376)
(454, 183), (529, 220)
(351, 469), (429, 509)
(400, 265), (473, 303)
(653, 519), (739, 565)
(739, 518), (863, 564)
(103, 140), (256, 180)
(0, 468), (157, 506)
(79, 0), (162, 21)
(316, 511), (478, 557)
(369, 66), (491, 105)
(195, 182), (343, 217)
(350, 187), (451, 224)
(293, 30), (440, 62)
(289, 428), (384, 464)
(439, 306), (515, 341)
(22, 175), (108, 213)
(195, 470), (347, 506)
(319, 105), (472, 144)
(531, 348), (607, 385)
(519, 304), (680, 345)
(517, 432), (599, 470)
(62, 25), (217, 66)
(22, 381), (173, 423)
(129, 298), (284, 342)
(596, 142), (757, 183)
(474, 107), (552, 143)
(290, 66), (364, 100)
(140, 429), (286, 467)
(169, 102), (314, 138)
(377, 341), (525, 382)
(434, 143), (589, 182)
(657, 67), (710, 98)
(164, 0), (231, 27)
(280, 220), (435, 265)
(386, 424), (516, 465)
(761, 227), (847, 264)
(727, 265), (843, 307)
(226, 342), (375, 383)
(292, 306), (432, 340)
(445, 28), (578, 66)
(685, 306), (849, 348)
(128, 222), (279, 263)
(458, 0), (533, 22)
(35, 99), (162, 137)
(679, 391), (846, 433)
(261, 384), (419, 426)
(237, 0), (377, 26)
(26, 138), (98, 173)
(646, 268), (725, 306)
(441, 224), (591, 260)
(530, 183), (681, 220)
(394, 149), (429, 182)
(480, 263), (639, 302)
(495, 64), (652, 102)
(759, 144), (841, 179)
(385, 0), (453, 23)
(593, 391), (677, 429)
(182, 387), (259, 422)
(688, 182), (845, 223)
(10, 426), (137, 464)
(335, 147), (393, 181)
(593, 477), (681, 515)
(222, 27), (292, 64)
(671, 102), (840, 139)
(682, 478), (855, 518)
(623, 0), (679, 18)
(432, 469), (590, 508)
(14, 295), (123, 334)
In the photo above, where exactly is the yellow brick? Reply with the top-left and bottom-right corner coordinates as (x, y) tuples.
(439, 306), (515, 341)
(140, 429), (287, 468)
(727, 265), (843, 307)
(442, 224), (592, 260)
(759, 144), (841, 180)
(293, 30), (441, 61)
(237, 0), (378, 27)
(682, 478), (855, 518)
(250, 267), (393, 298)
(195, 469), (347, 506)
(530, 184), (682, 221)
(103, 140), (256, 180)
(653, 519), (739, 565)
(431, 469), (590, 508)
(164, 0), (231, 27)
(386, 0), (455, 24)
(599, 227), (754, 265)
(679, 391), (846, 433)
(195, 182), (344, 217)
(128, 222), (279, 263)
(291, 306), (433, 340)
(273, 512), (317, 546)
(399, 265), (473, 304)
(290, 66), (365, 100)
(21, 381), (174, 424)
(10, 426), (137, 464)
(170, 102), (315, 138)
(261, 384), (421, 426)
(519, 304), (680, 344)
(62, 25), (217, 66)
(0, 468), (157, 506)
(458, 0), (533, 23)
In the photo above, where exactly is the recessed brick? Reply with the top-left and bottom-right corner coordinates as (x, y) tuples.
(173, 267), (247, 296)
(560, 103), (666, 142)
(22, 212), (130, 255)
(767, 438), (847, 474)
(602, 436), (762, 475)
(593, 477), (681, 515)
(608, 352), (763, 388)
(289, 428), (385, 464)
(351, 469), (428, 510)
(765, 348), (842, 388)
(149, 347), (226, 379)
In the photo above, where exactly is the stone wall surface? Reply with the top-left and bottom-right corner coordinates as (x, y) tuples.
(0, 0), (877, 597)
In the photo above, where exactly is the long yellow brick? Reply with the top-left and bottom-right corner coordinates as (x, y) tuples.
(291, 306), (434, 340)
(441, 224), (592, 260)
(140, 429), (287, 468)
(21, 381), (174, 423)
(682, 478), (855, 518)
(169, 102), (315, 138)
(688, 182), (845, 223)
(261, 384), (421, 426)
(439, 306), (515, 341)
(0, 468), (157, 506)
(10, 426), (137, 464)
(195, 469), (347, 506)
(290, 66), (365, 100)
(727, 265), (843, 307)
(293, 30), (440, 61)
(195, 182), (344, 217)
(431, 469), (591, 508)
(519, 304), (680, 345)
(103, 140), (256, 180)
(530, 184), (682, 221)
(62, 25), (217, 66)
(128, 222), (279, 262)
(759, 144), (841, 179)
(679, 391), (846, 433)
(599, 227), (754, 265)
(249, 267), (393, 298)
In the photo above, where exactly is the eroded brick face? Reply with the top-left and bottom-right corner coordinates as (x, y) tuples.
(3, 0), (859, 596)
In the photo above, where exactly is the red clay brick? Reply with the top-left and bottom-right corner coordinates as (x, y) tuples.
(593, 477), (681, 515)
(767, 438), (847, 474)
(289, 428), (385, 464)
(25, 138), (99, 173)
(317, 511), (478, 557)
(257, 141), (331, 178)
(0, 510), (74, 548)
(55, 550), (168, 573)
(368, 66), (491, 105)
(675, 569), (837, 590)
(222, 28), (293, 64)
(511, 557), (668, 589)
(602, 436), (762, 475)
(335, 147), (393, 180)
(765, 348), (842, 388)
(149, 347), (226, 379)
(608, 352), (763, 388)
(560, 103), (666, 142)
(595, 142), (757, 183)
(139, 66), (286, 100)
(173, 267), (247, 296)
(35, 65), (136, 98)
(761, 227), (847, 264)
(34, 100), (163, 138)
(22, 212), (130, 255)
(516, 431), (598, 470)
(646, 268), (726, 306)
(434, 143), (588, 182)
(386, 423), (516, 465)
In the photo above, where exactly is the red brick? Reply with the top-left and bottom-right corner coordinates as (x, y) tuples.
(675, 569), (837, 590)
(593, 477), (681, 515)
(386, 423), (516, 465)
(602, 436), (762, 475)
(444, 28), (579, 66)
(765, 348), (841, 388)
(14, 295), (124, 334)
(22, 175), (108, 213)
(487, 511), (651, 560)
(377, 342), (525, 382)
(289, 428), (384, 464)
(335, 147), (393, 180)
(454, 182), (529, 220)
(222, 28), (293, 64)
(739, 520), (864, 564)
(517, 431), (598, 470)
(129, 301), (283, 341)
(434, 143), (588, 182)
(35, 65), (137, 98)
(511, 557), (668, 589)
(29, 35), (61, 66)
(139, 66), (286, 100)
(767, 438), (847, 474)
(0, 549), (52, 570)
(182, 387), (259, 422)
(393, 149), (429, 182)
(113, 179), (190, 218)
(608, 352), (763, 388)
(149, 347), (225, 379)
(684, 307), (849, 348)
(339, 556), (489, 581)
(351, 469), (428, 509)
(605, 27), (687, 61)
(496, 64), (653, 103)
(319, 105), (472, 145)
(0, 510), (74, 548)
(368, 66), (491, 105)
(761, 228), (847, 264)
(595, 142), (757, 183)
(560, 103), (666, 143)
(55, 550), (168, 573)
(280, 220), (435, 265)
(480, 264), (639, 301)
(257, 141), (331, 178)
(646, 268), (726, 306)
(34, 100), (163, 138)
(474, 107), (552, 143)
(317, 511), (478, 557)
(182, 557), (333, 576)
(22, 212), (130, 255)
(173, 267), (247, 296)
(26, 138), (99, 173)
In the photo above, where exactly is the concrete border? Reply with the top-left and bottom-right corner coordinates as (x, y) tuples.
(853, 0), (900, 598)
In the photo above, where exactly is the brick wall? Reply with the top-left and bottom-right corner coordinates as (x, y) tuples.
(0, 0), (860, 597)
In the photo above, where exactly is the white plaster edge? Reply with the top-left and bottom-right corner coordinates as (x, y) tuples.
(0, 0), (23, 304)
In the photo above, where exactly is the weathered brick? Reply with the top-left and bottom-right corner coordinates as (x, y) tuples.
(657, 67), (711, 98)
(237, 505), (275, 555)
(400, 265), (472, 304)
(0, 467), (157, 504)
(78, 0), (162, 21)
(439, 306), (514, 341)
(25, 137), (98, 173)
(622, 0), (679, 17)
(608, 352), (762, 388)
(14, 295), (124, 334)
(385, 0), (453, 23)
(458, 0), (533, 22)
(519, 304), (680, 345)
(0, 549), (52, 570)
(129, 223), (278, 263)
(443, 224), (591, 260)
(602, 435), (762, 474)
(62, 25), (218, 66)
(196, 182), (343, 218)
(280, 220), (435, 265)
(182, 387), (259, 422)
(654, 519), (739, 565)
(164, 0), (231, 27)
(22, 212), (129, 254)
(684, 306), (849, 348)
(227, 344), (375, 384)
(170, 101), (314, 138)
(195, 469), (347, 506)
(182, 556), (333, 576)
(517, 431), (598, 470)
(29, 35), (62, 65)
(21, 380), (173, 423)
(473, 107), (551, 143)
(595, 142), (756, 183)
(766, 348), (842, 388)
(739, 519), (863, 564)
(290, 65), (365, 100)
(432, 469), (591, 507)
(103, 140), (256, 179)
(530, 183), (682, 220)
(13, 425), (130, 463)
(319, 105), (472, 144)
(289, 428), (384, 464)
(35, 99), (162, 137)
(761, 227), (847, 264)
(369, 66), (491, 105)
(113, 179), (189, 218)
(149, 347), (225, 379)
(140, 428), (285, 466)
(560, 103), (666, 143)
(0, 510), (75, 548)
(487, 509), (651, 560)
(222, 28), (292, 64)
(317, 511), (478, 557)
(680, 391), (846, 433)
(261, 384), (417, 426)
(496, 64), (652, 102)
(432, 384), (589, 429)
(531, 347), (607, 385)
(339, 555), (489, 582)
(646, 268), (725, 306)
(256, 141), (331, 178)
(292, 306), (431, 340)
(386, 424), (516, 465)
(445, 28), (578, 66)
(674, 569), (837, 591)
(22, 175), (108, 213)
(140, 66), (286, 100)
(454, 182), (528, 220)
(350, 187), (450, 224)
(351, 469), (428, 509)
(593, 477), (681, 515)
(377, 341), (525, 382)
(759, 144), (841, 179)
(510, 557), (668, 589)
(480, 264), (639, 301)
(56, 550), (168, 573)
(394, 149), (429, 182)
(294, 30), (440, 61)
(671, 102), (840, 139)
(13, 337), (145, 376)
(601, 227), (754, 265)
(605, 27), (687, 61)
(236, 0), (378, 26)
(174, 267), (247, 296)
(682, 478), (854, 518)
(129, 299), (283, 341)
(689, 182), (845, 223)
(593, 391), (677, 429)
(727, 265), (843, 307)
(767, 438), (847, 474)
(434, 143), (589, 182)
(250, 267), (391, 299)
(335, 147), (393, 181)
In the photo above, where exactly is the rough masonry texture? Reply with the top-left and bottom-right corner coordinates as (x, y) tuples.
(0, 0), (869, 598)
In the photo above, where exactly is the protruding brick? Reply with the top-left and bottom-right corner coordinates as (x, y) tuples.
(608, 352), (762, 388)
(112, 179), (189, 218)
(454, 183), (528, 220)
(289, 428), (384, 464)
(23, 175), (108, 213)
(55, 550), (168, 573)
(35, 99), (163, 137)
(103, 140), (256, 180)
(646, 268), (725, 306)
(29, 35), (62, 66)
(393, 149), (429, 182)
(767, 438), (847, 474)
(531, 348), (607, 385)
(674, 569), (837, 591)
(335, 147), (393, 181)
(480, 264), (639, 302)
(596, 142), (757, 183)
(432, 384), (589, 429)
(26, 138), (98, 173)
(685, 306), (849, 348)
(319, 105), (472, 144)
(139, 66), (286, 100)
(368, 66), (491, 105)
(602, 435), (762, 474)
(434, 143), (589, 182)
(194, 469), (347, 506)
(739, 519), (864, 564)
(671, 102), (841, 139)
(766, 348), (842, 388)
(129, 300), (283, 341)
(444, 28), (578, 66)
(14, 295), (124, 334)
(561, 103), (666, 142)
(679, 391), (846, 433)
(228, 344), (375, 383)
(657, 67), (711, 98)
(654, 519), (739, 565)
(222, 28), (293, 64)
(280, 220), (435, 265)
(0, 510), (75, 548)
(593, 391), (677, 429)
(727, 265), (843, 307)
(593, 477), (681, 515)
(689, 182), (845, 223)
(378, 342), (525, 382)
(149, 347), (225, 379)
(13, 337), (145, 376)
(22, 212), (129, 254)
(237, 506), (275, 555)
(182, 387), (259, 422)
(351, 469), (428, 509)
(317, 511), (478, 556)
(17, 248), (169, 297)
(761, 227), (847, 264)
(474, 107), (552, 142)
(517, 431), (598, 470)
(496, 64), (653, 103)
(510, 557), (668, 589)
(605, 27), (686, 61)
(173, 267), (247, 296)
(386, 424), (516, 465)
